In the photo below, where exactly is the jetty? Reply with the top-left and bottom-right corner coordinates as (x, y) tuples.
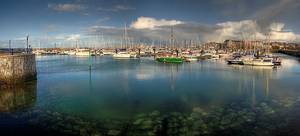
(0, 53), (37, 85)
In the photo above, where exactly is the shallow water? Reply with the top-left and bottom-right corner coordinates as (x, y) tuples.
(1, 54), (300, 135)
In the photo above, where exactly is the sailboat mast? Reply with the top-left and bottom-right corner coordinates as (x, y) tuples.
(171, 26), (174, 49)
(124, 23), (128, 49)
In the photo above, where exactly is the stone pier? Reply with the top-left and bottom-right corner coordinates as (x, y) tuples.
(0, 54), (37, 85)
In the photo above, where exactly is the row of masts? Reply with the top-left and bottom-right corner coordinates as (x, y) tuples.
(2, 25), (278, 51)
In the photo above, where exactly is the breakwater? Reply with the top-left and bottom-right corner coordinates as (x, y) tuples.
(277, 50), (300, 58)
(0, 54), (37, 84)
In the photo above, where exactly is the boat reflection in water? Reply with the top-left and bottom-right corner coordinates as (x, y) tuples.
(0, 81), (37, 112)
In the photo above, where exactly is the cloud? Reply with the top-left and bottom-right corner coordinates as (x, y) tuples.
(212, 0), (249, 17)
(114, 5), (135, 10)
(48, 3), (86, 12)
(269, 23), (299, 41)
(44, 34), (81, 42)
(84, 17), (300, 44)
(65, 34), (81, 41)
(215, 20), (265, 41)
(253, 0), (300, 29)
(131, 17), (183, 30)
(98, 5), (135, 12)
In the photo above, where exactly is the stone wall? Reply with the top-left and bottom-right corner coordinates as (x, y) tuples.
(0, 54), (37, 84)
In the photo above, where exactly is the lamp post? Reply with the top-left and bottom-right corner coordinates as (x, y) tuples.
(26, 35), (29, 53)
(9, 40), (12, 55)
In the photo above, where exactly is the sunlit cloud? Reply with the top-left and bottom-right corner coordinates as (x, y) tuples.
(131, 17), (183, 30)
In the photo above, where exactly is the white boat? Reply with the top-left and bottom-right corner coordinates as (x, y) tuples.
(184, 55), (198, 62)
(65, 50), (76, 55)
(102, 51), (115, 55)
(76, 49), (91, 56)
(242, 55), (255, 65)
(201, 53), (213, 59)
(227, 58), (243, 65)
(252, 58), (274, 66)
(113, 52), (131, 58)
(33, 50), (44, 55)
(219, 53), (230, 59)
(211, 54), (220, 60)
(130, 53), (137, 58)
(243, 57), (274, 66)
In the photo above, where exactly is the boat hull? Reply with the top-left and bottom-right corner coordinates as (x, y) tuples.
(185, 57), (198, 62)
(113, 54), (131, 58)
(76, 52), (90, 56)
(243, 59), (274, 66)
(227, 60), (243, 65)
(157, 57), (183, 63)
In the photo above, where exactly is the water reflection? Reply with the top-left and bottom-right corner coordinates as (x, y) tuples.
(1, 55), (299, 135)
(0, 81), (37, 112)
(231, 65), (273, 105)
(33, 55), (300, 120)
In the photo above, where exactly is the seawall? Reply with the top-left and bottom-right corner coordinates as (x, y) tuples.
(0, 54), (37, 85)
(275, 50), (300, 58)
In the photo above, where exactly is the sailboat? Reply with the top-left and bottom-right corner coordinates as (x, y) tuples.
(76, 49), (91, 56)
(156, 27), (183, 63)
(157, 55), (184, 63)
(184, 55), (198, 62)
(242, 55), (274, 66)
(227, 57), (243, 65)
(113, 51), (131, 58)
(113, 24), (131, 59)
(252, 58), (274, 66)
(241, 36), (274, 66)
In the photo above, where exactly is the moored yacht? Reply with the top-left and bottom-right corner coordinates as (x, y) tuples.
(227, 57), (243, 65)
(75, 49), (91, 56)
(113, 52), (131, 58)
(243, 57), (274, 66)
(252, 58), (274, 66)
(156, 56), (184, 63)
(102, 50), (115, 55)
(271, 56), (281, 65)
(184, 55), (198, 62)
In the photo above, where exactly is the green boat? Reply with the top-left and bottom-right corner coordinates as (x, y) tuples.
(156, 57), (184, 63)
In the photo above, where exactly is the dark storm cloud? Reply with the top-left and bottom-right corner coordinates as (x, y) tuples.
(84, 15), (300, 43)
(84, 21), (221, 42)
(253, 0), (300, 31)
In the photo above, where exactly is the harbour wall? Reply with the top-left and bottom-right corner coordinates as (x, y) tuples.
(0, 54), (37, 85)
(277, 50), (300, 58)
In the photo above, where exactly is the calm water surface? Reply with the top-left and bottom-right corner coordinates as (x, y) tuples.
(1, 54), (300, 135)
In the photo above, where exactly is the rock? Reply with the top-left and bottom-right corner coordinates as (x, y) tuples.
(107, 129), (120, 136)
(133, 118), (144, 125)
(150, 111), (160, 117)
(80, 128), (89, 136)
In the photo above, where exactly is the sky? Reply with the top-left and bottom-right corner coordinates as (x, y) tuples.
(0, 0), (300, 48)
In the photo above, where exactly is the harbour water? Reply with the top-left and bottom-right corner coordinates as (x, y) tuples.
(1, 54), (300, 135)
